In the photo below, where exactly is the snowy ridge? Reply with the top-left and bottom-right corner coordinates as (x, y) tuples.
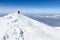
(0, 12), (60, 40)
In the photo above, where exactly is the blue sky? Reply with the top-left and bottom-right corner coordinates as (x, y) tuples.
(0, 0), (60, 13)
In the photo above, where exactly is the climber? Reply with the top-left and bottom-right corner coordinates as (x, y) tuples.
(18, 10), (20, 14)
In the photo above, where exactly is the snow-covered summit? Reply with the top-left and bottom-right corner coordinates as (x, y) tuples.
(0, 12), (60, 40)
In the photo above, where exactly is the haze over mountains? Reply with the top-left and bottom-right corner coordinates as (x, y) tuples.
(1, 13), (60, 27)
(23, 13), (60, 27)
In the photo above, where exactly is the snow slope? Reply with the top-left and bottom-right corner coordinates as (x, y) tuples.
(0, 12), (60, 40)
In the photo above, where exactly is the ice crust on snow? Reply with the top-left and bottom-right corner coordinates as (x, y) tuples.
(0, 12), (60, 40)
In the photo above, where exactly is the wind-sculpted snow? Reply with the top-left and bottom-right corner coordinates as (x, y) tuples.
(0, 12), (60, 40)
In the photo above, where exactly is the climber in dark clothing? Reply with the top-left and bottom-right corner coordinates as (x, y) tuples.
(18, 11), (20, 14)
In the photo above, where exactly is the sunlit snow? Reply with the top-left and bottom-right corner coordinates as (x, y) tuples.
(0, 12), (60, 40)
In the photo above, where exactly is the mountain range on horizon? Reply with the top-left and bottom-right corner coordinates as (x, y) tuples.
(1, 13), (60, 27)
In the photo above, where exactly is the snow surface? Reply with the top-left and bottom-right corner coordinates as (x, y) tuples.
(0, 12), (60, 40)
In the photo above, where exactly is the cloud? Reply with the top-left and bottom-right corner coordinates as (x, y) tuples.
(21, 8), (60, 13)
(0, 7), (60, 14)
